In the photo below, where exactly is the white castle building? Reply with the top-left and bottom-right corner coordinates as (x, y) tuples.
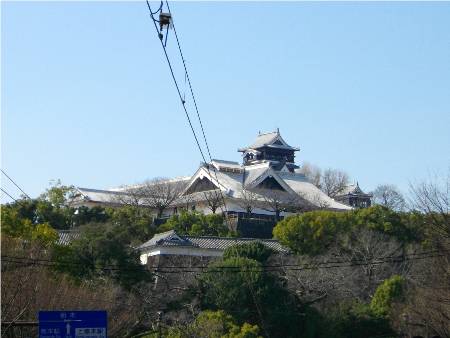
(71, 131), (354, 226)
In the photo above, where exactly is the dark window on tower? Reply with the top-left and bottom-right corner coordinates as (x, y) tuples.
(349, 198), (356, 206)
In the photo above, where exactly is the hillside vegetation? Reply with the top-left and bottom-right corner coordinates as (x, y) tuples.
(1, 181), (449, 337)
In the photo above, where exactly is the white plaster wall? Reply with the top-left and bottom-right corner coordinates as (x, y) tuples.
(140, 246), (224, 264)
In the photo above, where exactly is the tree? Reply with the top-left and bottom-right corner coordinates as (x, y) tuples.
(336, 229), (409, 298)
(223, 242), (273, 263)
(409, 172), (450, 242)
(273, 210), (349, 255)
(256, 189), (303, 221)
(321, 300), (394, 338)
(274, 206), (422, 257)
(203, 190), (225, 214)
(236, 189), (260, 216)
(370, 275), (405, 317)
(299, 164), (352, 199)
(72, 206), (109, 227)
(321, 168), (349, 198)
(398, 257), (450, 338)
(39, 179), (76, 208)
(354, 205), (422, 242)
(1, 205), (58, 247)
(277, 227), (410, 312)
(403, 172), (450, 337)
(159, 211), (230, 237)
(52, 222), (152, 290)
(199, 246), (307, 338)
(1, 236), (144, 338)
(190, 213), (229, 236)
(199, 257), (264, 322)
(372, 184), (406, 211)
(5, 180), (102, 230)
(165, 310), (261, 338)
(299, 162), (322, 189)
(120, 178), (186, 218)
(106, 205), (154, 244)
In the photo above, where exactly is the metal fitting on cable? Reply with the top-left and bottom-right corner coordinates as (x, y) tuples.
(159, 12), (171, 31)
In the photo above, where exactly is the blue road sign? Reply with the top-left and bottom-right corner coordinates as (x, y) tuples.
(39, 311), (107, 338)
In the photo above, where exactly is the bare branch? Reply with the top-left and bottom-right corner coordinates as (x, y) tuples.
(321, 168), (349, 198)
(372, 184), (406, 211)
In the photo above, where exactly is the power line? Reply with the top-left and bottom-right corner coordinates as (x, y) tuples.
(144, 252), (445, 274)
(0, 188), (17, 202)
(135, 249), (447, 271)
(144, 0), (208, 165)
(139, 249), (449, 270)
(144, 1), (230, 217)
(1, 169), (31, 199)
(164, 0), (212, 162)
(165, 0), (229, 211)
(2, 250), (445, 274)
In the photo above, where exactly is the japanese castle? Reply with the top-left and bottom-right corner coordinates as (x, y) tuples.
(72, 131), (371, 231)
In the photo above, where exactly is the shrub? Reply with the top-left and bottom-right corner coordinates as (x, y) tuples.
(370, 275), (405, 317)
(223, 242), (273, 263)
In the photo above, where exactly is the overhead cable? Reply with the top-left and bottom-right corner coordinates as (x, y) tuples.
(2, 250), (445, 274)
(0, 188), (17, 202)
(145, 0), (208, 164)
(144, 1), (229, 216)
(1, 169), (31, 199)
(164, 0), (230, 216)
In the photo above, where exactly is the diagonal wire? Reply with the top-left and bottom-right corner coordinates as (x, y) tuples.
(0, 188), (17, 202)
(163, 1), (230, 216)
(145, 0), (208, 165)
(164, 0), (212, 162)
(1, 169), (31, 199)
(145, 1), (230, 218)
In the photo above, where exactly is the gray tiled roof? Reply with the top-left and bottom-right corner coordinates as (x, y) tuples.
(248, 131), (279, 149)
(335, 183), (372, 197)
(73, 187), (127, 204)
(73, 177), (191, 205)
(137, 230), (289, 253)
(239, 131), (299, 151)
(57, 230), (81, 245)
(182, 163), (352, 210)
(186, 236), (288, 253)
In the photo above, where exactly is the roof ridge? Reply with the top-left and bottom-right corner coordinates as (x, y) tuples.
(257, 131), (278, 136)
(77, 187), (125, 195)
(211, 159), (240, 164)
(156, 230), (177, 236)
(111, 176), (191, 191)
(184, 235), (278, 241)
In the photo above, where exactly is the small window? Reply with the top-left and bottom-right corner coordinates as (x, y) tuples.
(191, 205), (196, 211)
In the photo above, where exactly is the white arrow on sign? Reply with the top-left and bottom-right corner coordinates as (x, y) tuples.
(66, 323), (71, 335)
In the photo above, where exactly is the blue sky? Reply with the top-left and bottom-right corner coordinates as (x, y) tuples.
(2, 1), (450, 200)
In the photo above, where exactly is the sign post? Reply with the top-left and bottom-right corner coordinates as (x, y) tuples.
(39, 311), (107, 338)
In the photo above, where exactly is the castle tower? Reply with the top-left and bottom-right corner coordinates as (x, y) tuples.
(238, 130), (299, 172)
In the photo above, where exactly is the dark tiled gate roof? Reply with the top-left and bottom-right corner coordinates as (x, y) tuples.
(137, 230), (288, 253)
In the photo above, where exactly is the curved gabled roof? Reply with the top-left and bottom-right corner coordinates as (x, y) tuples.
(238, 130), (299, 152)
(180, 160), (352, 211)
(335, 183), (372, 197)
